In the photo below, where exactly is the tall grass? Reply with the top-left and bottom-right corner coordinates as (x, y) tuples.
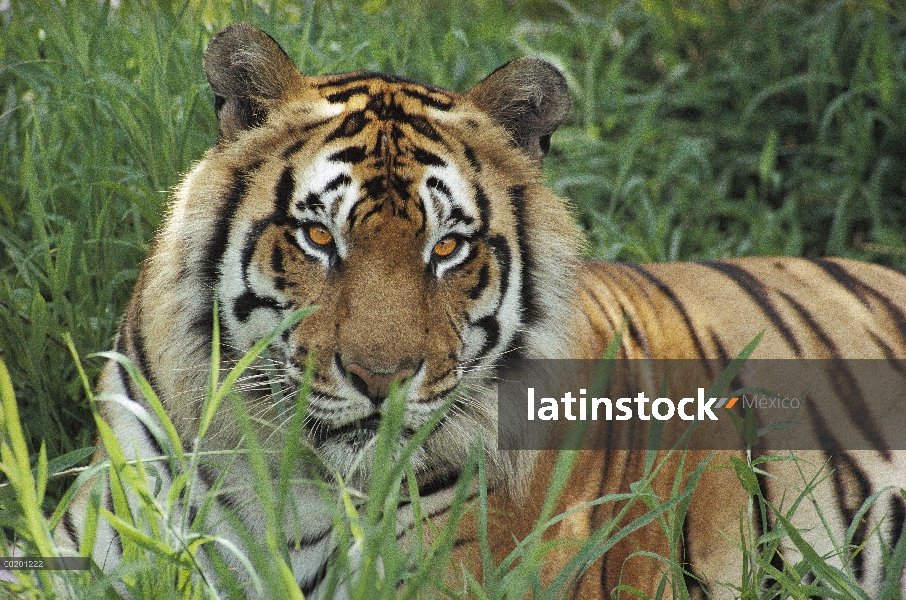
(1, 0), (905, 597)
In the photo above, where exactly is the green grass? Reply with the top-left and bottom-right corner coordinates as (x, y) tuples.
(0, 0), (905, 597)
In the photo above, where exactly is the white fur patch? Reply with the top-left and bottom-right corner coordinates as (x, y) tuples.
(291, 151), (360, 260)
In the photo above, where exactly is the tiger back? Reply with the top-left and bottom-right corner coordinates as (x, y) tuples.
(56, 23), (906, 598)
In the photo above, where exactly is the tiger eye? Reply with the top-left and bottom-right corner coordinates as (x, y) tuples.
(308, 225), (333, 246)
(433, 237), (458, 258)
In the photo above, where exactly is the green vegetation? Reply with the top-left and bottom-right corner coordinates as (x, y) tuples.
(0, 0), (905, 598)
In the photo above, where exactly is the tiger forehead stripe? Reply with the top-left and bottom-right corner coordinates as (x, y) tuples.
(315, 72), (455, 111)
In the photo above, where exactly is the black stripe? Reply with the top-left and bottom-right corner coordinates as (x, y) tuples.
(869, 330), (906, 385)
(473, 185), (490, 237)
(412, 146), (445, 167)
(416, 469), (461, 497)
(580, 281), (624, 357)
(281, 120), (333, 159)
(467, 264), (490, 300)
(281, 138), (307, 159)
(284, 229), (304, 253)
(887, 494), (906, 589)
(138, 419), (167, 461)
(325, 85), (369, 104)
(802, 572), (823, 600)
(708, 328), (730, 361)
(485, 234), (512, 311)
(777, 291), (836, 351)
(509, 186), (541, 327)
(426, 176), (452, 199)
(462, 144), (480, 172)
(288, 528), (332, 550)
(681, 515), (707, 597)
(201, 165), (258, 289)
(114, 329), (144, 405)
(413, 183), (428, 237)
(391, 174), (413, 203)
(812, 258), (906, 349)
(103, 487), (123, 556)
(419, 488), (484, 523)
(273, 166), (295, 224)
(779, 291), (892, 459)
(196, 164), (261, 341)
(104, 485), (114, 513)
(447, 206), (473, 227)
(827, 365), (892, 459)
(583, 267), (651, 357)
(299, 191), (323, 212)
(473, 315), (501, 359)
(323, 174), (352, 194)
(62, 511), (78, 543)
(328, 145), (368, 164)
(325, 111), (367, 143)
(702, 261), (802, 356)
(810, 258), (873, 308)
(398, 87), (454, 111)
(195, 463), (216, 491)
(806, 401), (873, 581)
(828, 451), (871, 580)
(129, 311), (157, 398)
(360, 175), (387, 200)
(624, 314), (652, 358)
(704, 329), (745, 404)
(230, 218), (285, 325)
(621, 263), (710, 360)
(232, 290), (285, 322)
(451, 536), (479, 550)
(299, 551), (332, 597)
(316, 72), (386, 88)
(195, 464), (250, 521)
(405, 114), (442, 142)
(271, 243), (285, 275)
(317, 71), (451, 96)
(890, 492), (906, 545)
(351, 200), (385, 229)
(365, 92), (392, 120)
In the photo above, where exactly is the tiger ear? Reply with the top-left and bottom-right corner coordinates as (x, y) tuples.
(466, 58), (571, 162)
(203, 23), (305, 141)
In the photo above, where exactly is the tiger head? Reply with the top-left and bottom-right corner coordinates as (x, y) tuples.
(143, 24), (583, 491)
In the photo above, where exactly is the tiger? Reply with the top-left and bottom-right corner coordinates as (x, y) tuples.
(55, 22), (906, 598)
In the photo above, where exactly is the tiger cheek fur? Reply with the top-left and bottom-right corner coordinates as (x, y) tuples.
(54, 21), (906, 600)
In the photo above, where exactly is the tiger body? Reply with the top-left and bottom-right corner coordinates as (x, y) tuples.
(57, 23), (906, 598)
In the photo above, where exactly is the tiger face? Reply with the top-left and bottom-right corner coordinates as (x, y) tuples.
(152, 23), (581, 487)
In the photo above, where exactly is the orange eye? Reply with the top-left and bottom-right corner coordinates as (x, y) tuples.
(433, 237), (458, 258)
(307, 224), (333, 246)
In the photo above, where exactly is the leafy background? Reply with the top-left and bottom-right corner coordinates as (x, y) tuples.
(1, 0), (905, 510)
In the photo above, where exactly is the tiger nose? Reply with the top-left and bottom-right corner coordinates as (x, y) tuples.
(346, 362), (416, 405)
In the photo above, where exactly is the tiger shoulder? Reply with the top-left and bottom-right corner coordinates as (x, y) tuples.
(55, 22), (906, 599)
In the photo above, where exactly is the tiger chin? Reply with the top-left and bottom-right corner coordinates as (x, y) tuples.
(56, 22), (906, 599)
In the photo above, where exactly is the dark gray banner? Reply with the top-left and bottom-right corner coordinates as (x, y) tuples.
(0, 556), (90, 570)
(495, 359), (906, 451)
